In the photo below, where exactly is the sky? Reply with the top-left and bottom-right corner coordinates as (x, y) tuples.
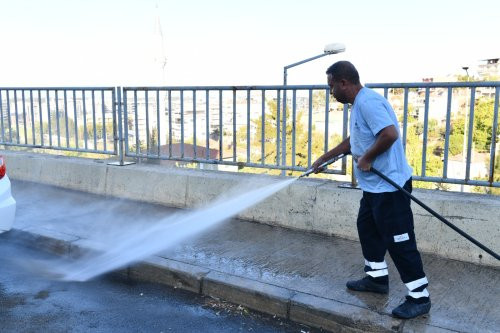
(0, 0), (499, 87)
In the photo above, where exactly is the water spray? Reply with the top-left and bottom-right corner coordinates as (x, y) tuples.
(301, 152), (499, 261)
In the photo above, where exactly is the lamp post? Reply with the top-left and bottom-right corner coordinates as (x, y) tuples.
(281, 43), (345, 175)
(462, 66), (470, 79)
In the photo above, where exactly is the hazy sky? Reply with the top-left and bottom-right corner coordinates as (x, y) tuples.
(1, 0), (498, 87)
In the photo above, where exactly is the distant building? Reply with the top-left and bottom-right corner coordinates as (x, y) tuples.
(477, 58), (499, 79)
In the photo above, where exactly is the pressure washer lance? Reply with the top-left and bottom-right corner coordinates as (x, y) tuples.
(300, 153), (500, 261)
(299, 153), (347, 179)
(369, 166), (500, 261)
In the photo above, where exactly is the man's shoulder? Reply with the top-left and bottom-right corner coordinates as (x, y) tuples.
(356, 89), (388, 110)
(359, 87), (385, 102)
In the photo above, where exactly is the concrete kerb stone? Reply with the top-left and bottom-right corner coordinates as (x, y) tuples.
(401, 320), (459, 333)
(19, 226), (80, 256)
(290, 293), (402, 333)
(201, 270), (294, 319)
(129, 256), (210, 294)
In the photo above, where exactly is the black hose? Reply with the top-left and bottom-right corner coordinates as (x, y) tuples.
(370, 166), (500, 261)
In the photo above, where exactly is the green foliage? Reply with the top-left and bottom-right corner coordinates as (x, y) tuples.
(448, 133), (463, 156)
(245, 99), (337, 176)
(82, 121), (114, 141)
(472, 98), (496, 152)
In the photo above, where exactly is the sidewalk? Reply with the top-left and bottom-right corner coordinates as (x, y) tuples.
(9, 180), (500, 332)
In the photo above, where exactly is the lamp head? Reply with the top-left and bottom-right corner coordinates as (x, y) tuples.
(324, 43), (346, 54)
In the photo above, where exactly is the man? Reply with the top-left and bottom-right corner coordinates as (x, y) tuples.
(311, 61), (431, 319)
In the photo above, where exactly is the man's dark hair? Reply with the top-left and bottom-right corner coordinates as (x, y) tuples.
(326, 61), (360, 84)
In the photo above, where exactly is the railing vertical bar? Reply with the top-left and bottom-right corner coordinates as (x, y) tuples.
(168, 90), (172, 157)
(193, 90), (197, 159)
(282, 88), (287, 172)
(21, 90), (28, 144)
(219, 90), (223, 161)
(342, 103), (348, 172)
(145, 90), (150, 155)
(82, 90), (88, 150)
(14, 90), (20, 144)
(246, 89), (251, 163)
(91, 90), (97, 150)
(73, 90), (79, 149)
(30, 90), (37, 145)
(276, 90), (281, 166)
(38, 90), (43, 146)
(46, 90), (52, 147)
(180, 90), (184, 158)
(402, 88), (409, 153)
(63, 90), (69, 147)
(157, 89), (161, 157)
(384, 87), (388, 99)
(91, 89), (97, 150)
(205, 90), (210, 160)
(101, 90), (107, 151)
(233, 89), (236, 163)
(488, 87), (499, 185)
(292, 89), (297, 168)
(120, 88), (126, 156)
(307, 89), (313, 167)
(421, 87), (430, 176)
(443, 87), (452, 178)
(6, 91), (12, 142)
(113, 88), (118, 155)
(55, 90), (61, 147)
(261, 90), (265, 165)
(324, 88), (330, 154)
(465, 87), (476, 181)
(0, 90), (4, 142)
(134, 90), (139, 156)
(116, 87), (124, 165)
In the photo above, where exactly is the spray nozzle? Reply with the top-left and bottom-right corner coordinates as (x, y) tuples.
(299, 153), (349, 178)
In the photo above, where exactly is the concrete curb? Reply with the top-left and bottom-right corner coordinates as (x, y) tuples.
(10, 227), (461, 333)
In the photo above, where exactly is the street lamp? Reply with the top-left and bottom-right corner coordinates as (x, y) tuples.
(283, 43), (346, 85)
(462, 66), (470, 79)
(280, 43), (345, 175)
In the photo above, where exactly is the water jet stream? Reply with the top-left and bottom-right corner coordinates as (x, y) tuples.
(47, 178), (296, 281)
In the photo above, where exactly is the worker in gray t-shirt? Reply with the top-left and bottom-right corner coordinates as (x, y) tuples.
(311, 61), (430, 320)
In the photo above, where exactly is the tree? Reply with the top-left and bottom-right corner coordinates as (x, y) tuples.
(244, 100), (340, 176)
(472, 98), (496, 152)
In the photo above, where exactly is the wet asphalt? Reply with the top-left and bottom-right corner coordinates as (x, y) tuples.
(0, 234), (318, 333)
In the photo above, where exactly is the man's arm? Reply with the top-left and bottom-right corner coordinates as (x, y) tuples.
(311, 136), (351, 173)
(356, 125), (398, 171)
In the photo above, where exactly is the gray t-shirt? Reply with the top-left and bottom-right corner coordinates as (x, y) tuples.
(350, 87), (412, 193)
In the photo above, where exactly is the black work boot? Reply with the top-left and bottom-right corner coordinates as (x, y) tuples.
(346, 276), (389, 294)
(392, 296), (431, 319)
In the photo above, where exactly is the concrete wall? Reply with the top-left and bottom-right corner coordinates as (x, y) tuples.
(3, 150), (499, 267)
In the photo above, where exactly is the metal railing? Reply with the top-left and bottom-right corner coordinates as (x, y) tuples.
(366, 82), (499, 188)
(1, 82), (499, 188)
(122, 85), (348, 176)
(0, 87), (117, 155)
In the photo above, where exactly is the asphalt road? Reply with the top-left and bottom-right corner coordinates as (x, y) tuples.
(0, 233), (318, 333)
